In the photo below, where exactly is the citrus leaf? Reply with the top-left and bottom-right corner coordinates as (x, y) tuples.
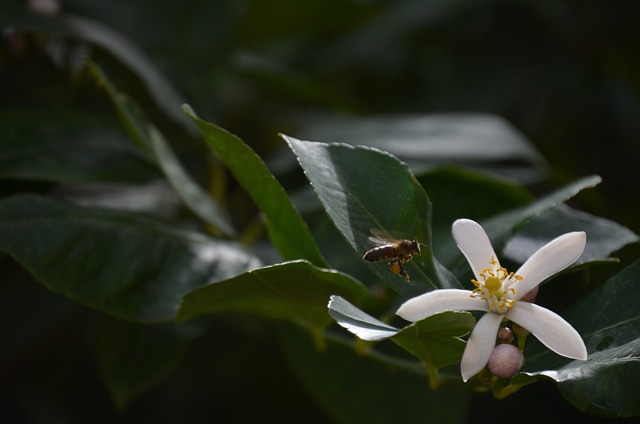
(328, 295), (400, 341)
(177, 261), (368, 331)
(0, 194), (259, 322)
(328, 295), (474, 383)
(438, 175), (602, 277)
(392, 311), (475, 370)
(88, 63), (236, 236)
(282, 134), (460, 298)
(184, 107), (326, 267)
(504, 204), (638, 266)
(514, 260), (640, 417)
(417, 166), (533, 249)
(295, 113), (547, 182)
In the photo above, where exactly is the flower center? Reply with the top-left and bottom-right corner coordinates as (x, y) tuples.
(484, 276), (502, 292)
(470, 257), (522, 314)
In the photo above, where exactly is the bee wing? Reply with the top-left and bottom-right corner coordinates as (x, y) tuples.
(368, 228), (405, 245)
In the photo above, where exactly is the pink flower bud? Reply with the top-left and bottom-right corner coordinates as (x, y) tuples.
(487, 344), (524, 379)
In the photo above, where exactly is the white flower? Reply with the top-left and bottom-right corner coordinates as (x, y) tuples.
(396, 219), (588, 382)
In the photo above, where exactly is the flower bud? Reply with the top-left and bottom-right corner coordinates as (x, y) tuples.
(496, 327), (514, 344)
(520, 285), (539, 302)
(487, 344), (523, 379)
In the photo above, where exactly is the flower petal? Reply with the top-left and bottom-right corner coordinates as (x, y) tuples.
(461, 312), (503, 382)
(507, 302), (587, 360)
(396, 289), (487, 322)
(509, 231), (586, 299)
(452, 219), (500, 282)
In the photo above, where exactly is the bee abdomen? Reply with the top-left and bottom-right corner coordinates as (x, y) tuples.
(363, 245), (396, 262)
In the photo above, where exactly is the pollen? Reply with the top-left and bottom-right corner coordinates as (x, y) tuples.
(470, 257), (523, 314)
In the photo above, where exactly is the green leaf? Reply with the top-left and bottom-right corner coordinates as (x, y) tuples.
(417, 166), (533, 249)
(503, 204), (638, 266)
(328, 295), (474, 386)
(0, 109), (159, 184)
(0, 8), (191, 131)
(0, 194), (259, 322)
(484, 175), (602, 248)
(438, 175), (603, 278)
(392, 311), (474, 370)
(328, 295), (400, 341)
(88, 63), (236, 236)
(279, 325), (471, 424)
(295, 113), (547, 182)
(515, 260), (640, 417)
(282, 135), (460, 298)
(96, 319), (191, 409)
(184, 107), (327, 267)
(178, 261), (368, 332)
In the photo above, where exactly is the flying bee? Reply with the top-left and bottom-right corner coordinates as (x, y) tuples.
(362, 228), (424, 282)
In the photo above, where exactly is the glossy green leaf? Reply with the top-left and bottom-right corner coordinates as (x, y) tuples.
(438, 175), (603, 278)
(392, 311), (474, 370)
(328, 295), (474, 383)
(184, 107), (327, 267)
(504, 204), (638, 266)
(1, 7), (191, 131)
(279, 325), (471, 424)
(0, 109), (159, 184)
(0, 194), (259, 322)
(282, 134), (460, 298)
(295, 113), (547, 182)
(178, 261), (368, 331)
(514, 260), (640, 417)
(417, 166), (533, 249)
(96, 320), (191, 409)
(88, 63), (237, 236)
(483, 175), (602, 249)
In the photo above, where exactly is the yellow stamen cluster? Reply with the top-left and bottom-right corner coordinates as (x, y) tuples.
(470, 257), (522, 314)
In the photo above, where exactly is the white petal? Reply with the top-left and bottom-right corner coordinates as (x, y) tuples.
(396, 289), (487, 322)
(507, 302), (587, 360)
(461, 312), (503, 382)
(452, 219), (500, 281)
(509, 232), (586, 300)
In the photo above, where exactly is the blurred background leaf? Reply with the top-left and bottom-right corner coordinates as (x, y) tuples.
(0, 194), (259, 322)
(0, 108), (159, 184)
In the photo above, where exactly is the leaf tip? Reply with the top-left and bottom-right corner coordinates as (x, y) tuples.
(327, 294), (340, 309)
(181, 103), (195, 118)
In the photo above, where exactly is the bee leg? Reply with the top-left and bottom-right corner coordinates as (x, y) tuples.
(398, 264), (410, 283)
(387, 260), (410, 283)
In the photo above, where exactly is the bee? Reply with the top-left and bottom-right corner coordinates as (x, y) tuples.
(362, 228), (423, 282)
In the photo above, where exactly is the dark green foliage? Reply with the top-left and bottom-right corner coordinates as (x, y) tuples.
(1, 0), (639, 422)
